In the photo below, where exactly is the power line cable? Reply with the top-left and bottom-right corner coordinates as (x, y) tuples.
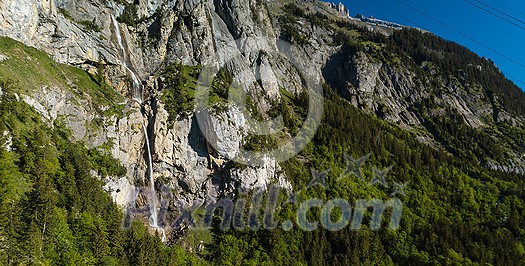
(504, 73), (525, 87)
(394, 0), (525, 71)
(358, 0), (525, 88)
(473, 0), (525, 26)
(393, 0), (525, 88)
(485, 0), (525, 18)
(463, 0), (525, 31)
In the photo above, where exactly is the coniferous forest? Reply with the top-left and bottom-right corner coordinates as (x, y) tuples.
(0, 1), (525, 266)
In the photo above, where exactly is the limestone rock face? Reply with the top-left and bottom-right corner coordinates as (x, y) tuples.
(149, 99), (289, 210)
(230, 156), (291, 192)
(2, 0), (524, 234)
(18, 84), (149, 207)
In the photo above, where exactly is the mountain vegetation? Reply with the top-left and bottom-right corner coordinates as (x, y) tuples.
(196, 4), (525, 265)
(1, 1), (525, 265)
(0, 79), (204, 265)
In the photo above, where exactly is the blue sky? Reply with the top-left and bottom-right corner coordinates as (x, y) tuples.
(342, 0), (525, 90)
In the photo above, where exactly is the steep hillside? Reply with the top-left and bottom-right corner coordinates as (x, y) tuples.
(0, 0), (524, 265)
(0, 72), (203, 264)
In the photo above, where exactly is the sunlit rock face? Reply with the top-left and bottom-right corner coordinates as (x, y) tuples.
(2, 0), (524, 238)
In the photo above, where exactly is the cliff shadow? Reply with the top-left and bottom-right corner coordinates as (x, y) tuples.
(322, 50), (358, 101)
(189, 114), (210, 158)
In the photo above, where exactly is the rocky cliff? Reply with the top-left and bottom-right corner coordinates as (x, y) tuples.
(0, 0), (304, 237)
(1, 0), (524, 241)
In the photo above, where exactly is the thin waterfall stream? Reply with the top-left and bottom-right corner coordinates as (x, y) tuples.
(143, 124), (166, 241)
(112, 16), (165, 241)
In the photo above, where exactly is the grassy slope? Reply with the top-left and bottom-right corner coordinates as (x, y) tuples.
(0, 37), (124, 116)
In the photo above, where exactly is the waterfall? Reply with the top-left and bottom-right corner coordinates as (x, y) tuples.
(143, 124), (157, 226)
(143, 124), (165, 241)
(111, 15), (142, 101)
(125, 66), (142, 101)
(111, 15), (125, 55)
(112, 14), (165, 241)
